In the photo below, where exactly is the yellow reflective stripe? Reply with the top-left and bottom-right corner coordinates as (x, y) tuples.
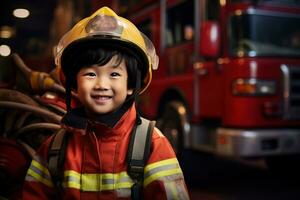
(65, 181), (80, 190)
(65, 170), (80, 179)
(114, 182), (132, 189)
(165, 182), (179, 200)
(27, 168), (53, 187)
(108, 172), (133, 189)
(26, 160), (53, 187)
(64, 170), (81, 189)
(31, 160), (51, 176)
(63, 170), (134, 191)
(144, 158), (183, 187)
(170, 183), (179, 200)
(145, 158), (178, 171)
(144, 168), (182, 186)
(82, 174), (98, 191)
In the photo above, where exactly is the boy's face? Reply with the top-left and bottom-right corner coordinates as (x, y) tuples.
(76, 55), (133, 117)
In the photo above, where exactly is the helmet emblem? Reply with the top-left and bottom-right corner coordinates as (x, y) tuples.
(85, 15), (123, 36)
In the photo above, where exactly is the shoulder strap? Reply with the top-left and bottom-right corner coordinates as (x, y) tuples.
(47, 118), (155, 199)
(127, 117), (156, 200)
(48, 128), (68, 195)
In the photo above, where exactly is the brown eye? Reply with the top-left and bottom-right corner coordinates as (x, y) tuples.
(111, 72), (121, 77)
(84, 72), (96, 77)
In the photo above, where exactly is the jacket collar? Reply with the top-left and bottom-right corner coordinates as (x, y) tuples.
(61, 103), (137, 137)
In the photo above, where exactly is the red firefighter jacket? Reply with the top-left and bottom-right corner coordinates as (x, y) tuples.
(22, 104), (190, 199)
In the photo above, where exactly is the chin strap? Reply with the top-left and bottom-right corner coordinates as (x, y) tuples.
(65, 77), (72, 112)
(136, 70), (141, 96)
(135, 70), (142, 125)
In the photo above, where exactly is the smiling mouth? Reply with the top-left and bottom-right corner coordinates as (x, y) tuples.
(91, 95), (112, 103)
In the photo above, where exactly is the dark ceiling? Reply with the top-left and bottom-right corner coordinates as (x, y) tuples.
(0, 0), (56, 57)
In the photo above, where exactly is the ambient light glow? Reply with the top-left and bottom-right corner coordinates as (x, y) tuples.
(13, 8), (30, 18)
(0, 26), (15, 38)
(0, 45), (11, 57)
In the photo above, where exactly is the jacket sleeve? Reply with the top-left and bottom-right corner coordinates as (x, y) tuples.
(143, 128), (190, 200)
(22, 136), (56, 200)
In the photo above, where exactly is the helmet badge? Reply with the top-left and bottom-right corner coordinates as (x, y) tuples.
(85, 14), (123, 37)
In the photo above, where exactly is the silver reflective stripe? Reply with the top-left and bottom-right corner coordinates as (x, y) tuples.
(64, 172), (81, 189)
(25, 157), (53, 187)
(116, 188), (131, 198)
(164, 180), (189, 200)
(28, 162), (52, 180)
(144, 163), (179, 178)
(144, 158), (183, 187)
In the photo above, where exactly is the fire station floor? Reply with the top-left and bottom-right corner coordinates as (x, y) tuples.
(181, 150), (300, 200)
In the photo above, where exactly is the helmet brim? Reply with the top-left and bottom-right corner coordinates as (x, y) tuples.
(60, 36), (150, 90)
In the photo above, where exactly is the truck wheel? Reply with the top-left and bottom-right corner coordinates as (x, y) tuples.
(157, 101), (188, 158)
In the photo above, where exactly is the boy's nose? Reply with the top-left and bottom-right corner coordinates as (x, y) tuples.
(94, 77), (109, 90)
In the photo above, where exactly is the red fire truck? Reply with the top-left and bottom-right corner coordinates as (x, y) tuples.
(121, 0), (300, 168)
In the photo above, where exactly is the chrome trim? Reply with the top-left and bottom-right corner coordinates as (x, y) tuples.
(190, 124), (300, 157)
(239, 8), (300, 19)
(160, 0), (166, 52)
(193, 66), (200, 117)
(280, 64), (290, 119)
(287, 66), (300, 119)
(193, 0), (200, 59)
(216, 128), (300, 157)
(193, 0), (201, 117)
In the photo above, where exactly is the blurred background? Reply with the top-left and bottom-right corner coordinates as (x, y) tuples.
(1, 0), (300, 199)
(0, 0), (99, 73)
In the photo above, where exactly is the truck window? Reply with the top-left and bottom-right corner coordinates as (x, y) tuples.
(229, 11), (300, 57)
(231, 0), (300, 4)
(119, 0), (148, 8)
(165, 0), (194, 47)
(206, 0), (220, 20)
(257, 0), (300, 5)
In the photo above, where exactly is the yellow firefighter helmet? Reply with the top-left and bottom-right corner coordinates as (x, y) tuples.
(54, 6), (158, 93)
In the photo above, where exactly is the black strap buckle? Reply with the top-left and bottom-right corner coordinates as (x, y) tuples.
(131, 182), (142, 200)
(128, 164), (144, 180)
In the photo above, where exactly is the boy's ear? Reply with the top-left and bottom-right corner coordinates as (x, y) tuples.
(72, 87), (78, 93)
(127, 89), (133, 95)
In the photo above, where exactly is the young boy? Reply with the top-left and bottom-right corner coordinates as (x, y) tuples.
(22, 7), (190, 200)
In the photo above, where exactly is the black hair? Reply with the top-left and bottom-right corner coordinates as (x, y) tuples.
(67, 46), (140, 91)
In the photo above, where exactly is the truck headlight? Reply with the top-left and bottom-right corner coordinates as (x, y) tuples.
(232, 78), (276, 96)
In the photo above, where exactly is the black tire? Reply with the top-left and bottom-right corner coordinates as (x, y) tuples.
(157, 101), (188, 159)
